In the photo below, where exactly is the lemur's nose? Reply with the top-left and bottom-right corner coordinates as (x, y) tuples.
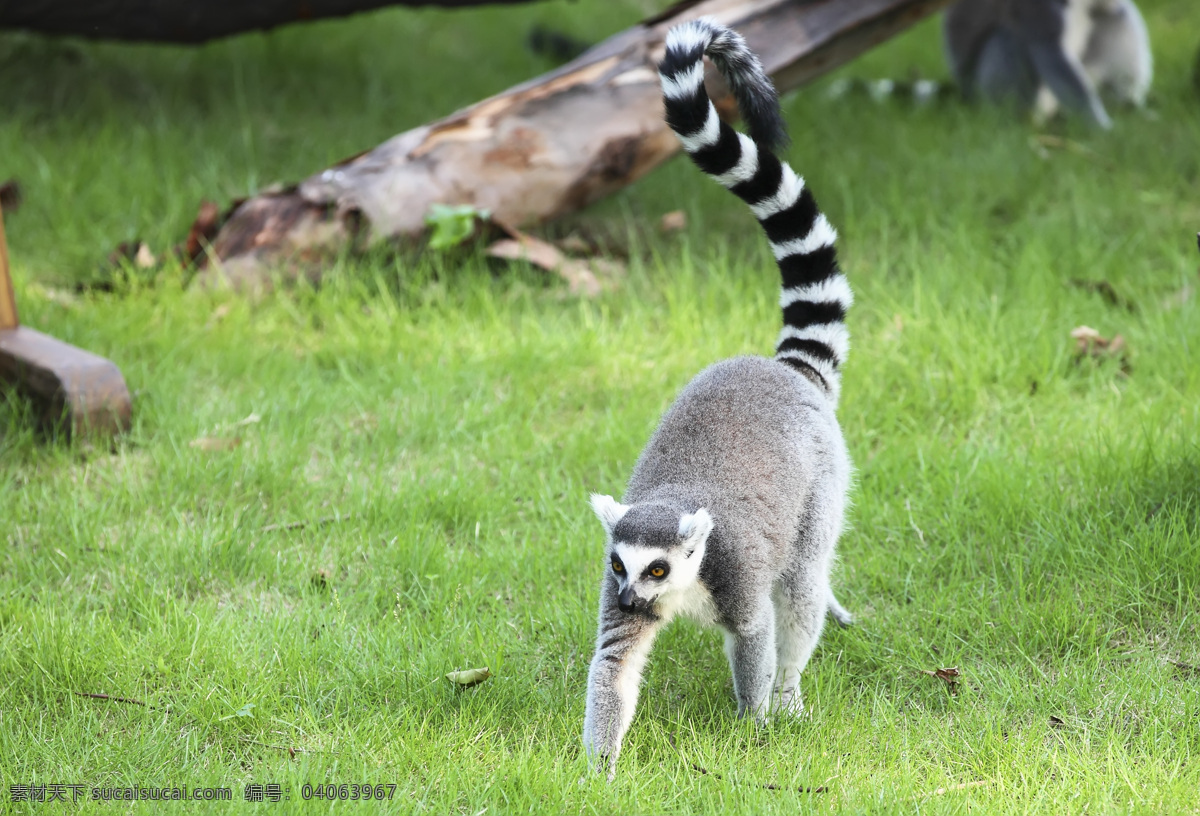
(618, 585), (636, 613)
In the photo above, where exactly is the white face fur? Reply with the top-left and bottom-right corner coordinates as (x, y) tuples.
(590, 494), (712, 609)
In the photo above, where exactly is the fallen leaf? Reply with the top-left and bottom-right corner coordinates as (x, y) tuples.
(1070, 325), (1130, 373)
(1168, 660), (1200, 677)
(659, 210), (687, 232)
(135, 243), (157, 269)
(921, 666), (961, 692)
(230, 412), (261, 428)
(488, 235), (561, 270)
(487, 232), (619, 297)
(1029, 134), (1110, 167)
(556, 234), (592, 255)
(189, 436), (242, 452)
(107, 241), (151, 271)
(929, 780), (990, 796)
(446, 667), (492, 687)
(0, 178), (22, 212)
(182, 200), (223, 264)
(1070, 325), (1105, 349)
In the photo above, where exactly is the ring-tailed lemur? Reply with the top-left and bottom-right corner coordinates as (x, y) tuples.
(945, 0), (1152, 127)
(832, 0), (1152, 127)
(581, 18), (854, 777)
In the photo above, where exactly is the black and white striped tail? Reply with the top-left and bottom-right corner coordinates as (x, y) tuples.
(658, 18), (852, 405)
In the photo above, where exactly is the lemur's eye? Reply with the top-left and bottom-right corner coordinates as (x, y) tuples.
(612, 560), (624, 573)
(650, 566), (667, 579)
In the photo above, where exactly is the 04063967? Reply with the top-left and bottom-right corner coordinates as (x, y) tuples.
(300, 783), (397, 801)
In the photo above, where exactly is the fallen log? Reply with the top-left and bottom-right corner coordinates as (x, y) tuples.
(199, 0), (952, 288)
(0, 0), (545, 45)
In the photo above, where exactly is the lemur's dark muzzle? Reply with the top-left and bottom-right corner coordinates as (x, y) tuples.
(618, 585), (637, 613)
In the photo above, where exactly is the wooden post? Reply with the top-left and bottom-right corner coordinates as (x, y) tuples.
(0, 203), (17, 329)
(0, 207), (133, 437)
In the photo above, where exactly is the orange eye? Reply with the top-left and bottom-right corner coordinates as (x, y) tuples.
(650, 567), (665, 578)
(612, 561), (623, 573)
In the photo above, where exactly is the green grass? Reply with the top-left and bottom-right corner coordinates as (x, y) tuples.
(2, 1), (1200, 813)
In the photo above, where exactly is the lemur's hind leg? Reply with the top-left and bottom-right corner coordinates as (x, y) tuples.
(772, 480), (848, 716)
(973, 28), (1039, 108)
(771, 569), (828, 716)
(1084, 0), (1152, 107)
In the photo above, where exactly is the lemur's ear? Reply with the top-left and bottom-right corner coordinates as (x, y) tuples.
(590, 494), (629, 535)
(678, 508), (713, 557)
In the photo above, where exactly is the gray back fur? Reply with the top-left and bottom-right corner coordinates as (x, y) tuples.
(624, 356), (849, 624)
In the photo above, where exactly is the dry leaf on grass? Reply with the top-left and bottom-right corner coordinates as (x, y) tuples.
(1029, 134), (1110, 167)
(229, 412), (261, 428)
(189, 436), (242, 452)
(921, 666), (961, 694)
(929, 780), (990, 796)
(488, 235), (560, 269)
(446, 667), (492, 687)
(555, 234), (593, 255)
(659, 210), (687, 232)
(1071, 325), (1125, 354)
(134, 243), (157, 269)
(0, 178), (23, 212)
(487, 232), (622, 297)
(1070, 325), (1130, 374)
(107, 241), (153, 271)
(1168, 660), (1200, 677)
(181, 200), (223, 265)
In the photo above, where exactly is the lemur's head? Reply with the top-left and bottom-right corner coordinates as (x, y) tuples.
(590, 495), (713, 615)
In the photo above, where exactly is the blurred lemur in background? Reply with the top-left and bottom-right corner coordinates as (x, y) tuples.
(944, 0), (1152, 127)
(830, 0), (1152, 127)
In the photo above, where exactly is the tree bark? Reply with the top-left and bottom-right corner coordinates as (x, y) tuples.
(0, 0), (546, 44)
(200, 0), (952, 287)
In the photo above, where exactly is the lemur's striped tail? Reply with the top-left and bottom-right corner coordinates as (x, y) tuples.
(658, 18), (852, 404)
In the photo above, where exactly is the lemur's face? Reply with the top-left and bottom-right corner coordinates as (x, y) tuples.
(590, 494), (712, 615)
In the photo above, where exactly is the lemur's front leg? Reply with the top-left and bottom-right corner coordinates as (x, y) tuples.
(582, 578), (662, 779)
